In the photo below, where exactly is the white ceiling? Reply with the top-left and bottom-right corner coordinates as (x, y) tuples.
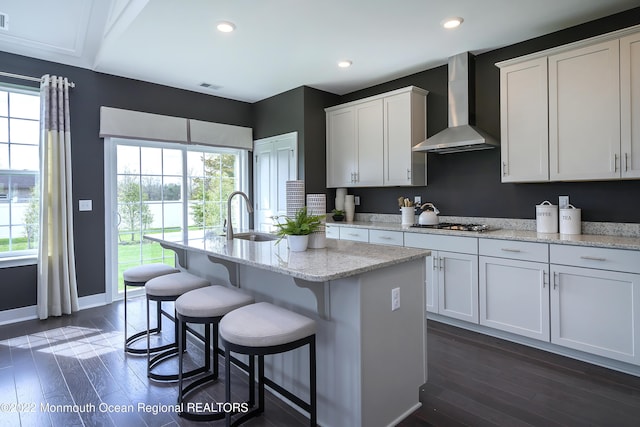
(0, 0), (638, 103)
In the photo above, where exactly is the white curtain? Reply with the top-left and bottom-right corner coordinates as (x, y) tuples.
(37, 75), (78, 320)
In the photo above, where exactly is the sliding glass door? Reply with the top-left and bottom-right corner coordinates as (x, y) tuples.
(105, 138), (248, 298)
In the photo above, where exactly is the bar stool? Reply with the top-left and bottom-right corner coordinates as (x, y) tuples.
(175, 285), (255, 421)
(122, 263), (179, 354)
(145, 271), (210, 381)
(220, 302), (317, 427)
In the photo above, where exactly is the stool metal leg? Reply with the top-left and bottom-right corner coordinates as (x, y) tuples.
(310, 336), (316, 426)
(124, 281), (164, 355)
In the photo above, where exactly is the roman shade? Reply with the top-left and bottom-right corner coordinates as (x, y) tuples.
(189, 119), (252, 150)
(99, 106), (253, 149)
(99, 106), (189, 143)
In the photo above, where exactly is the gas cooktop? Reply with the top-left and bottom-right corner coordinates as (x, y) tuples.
(410, 223), (492, 232)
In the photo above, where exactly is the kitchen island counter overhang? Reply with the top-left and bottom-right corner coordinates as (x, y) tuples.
(145, 232), (429, 427)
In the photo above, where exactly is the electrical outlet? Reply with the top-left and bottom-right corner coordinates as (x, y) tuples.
(78, 200), (92, 211)
(414, 196), (422, 205)
(559, 196), (569, 209)
(354, 196), (360, 206)
(391, 287), (400, 311)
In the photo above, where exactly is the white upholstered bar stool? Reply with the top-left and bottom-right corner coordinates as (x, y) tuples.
(122, 263), (179, 354)
(145, 271), (210, 381)
(175, 285), (254, 421)
(220, 302), (317, 427)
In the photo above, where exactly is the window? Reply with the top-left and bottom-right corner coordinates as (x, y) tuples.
(109, 138), (248, 295)
(0, 85), (41, 260)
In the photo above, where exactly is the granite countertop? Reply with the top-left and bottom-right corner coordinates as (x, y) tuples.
(145, 232), (430, 282)
(327, 219), (640, 251)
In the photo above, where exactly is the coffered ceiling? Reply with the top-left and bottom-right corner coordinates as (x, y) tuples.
(0, 0), (637, 102)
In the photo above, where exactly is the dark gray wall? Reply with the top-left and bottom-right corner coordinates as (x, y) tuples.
(330, 7), (640, 223)
(0, 52), (253, 309)
(253, 86), (338, 194)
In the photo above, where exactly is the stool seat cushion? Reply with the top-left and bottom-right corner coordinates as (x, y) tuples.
(145, 272), (209, 297)
(220, 302), (316, 348)
(123, 263), (179, 283)
(176, 286), (254, 319)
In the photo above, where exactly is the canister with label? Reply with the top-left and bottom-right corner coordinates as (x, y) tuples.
(536, 201), (558, 233)
(560, 204), (581, 235)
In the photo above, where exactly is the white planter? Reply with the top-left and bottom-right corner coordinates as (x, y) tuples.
(287, 235), (309, 252)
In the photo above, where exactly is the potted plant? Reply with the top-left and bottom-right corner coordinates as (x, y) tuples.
(332, 208), (345, 222)
(274, 207), (325, 251)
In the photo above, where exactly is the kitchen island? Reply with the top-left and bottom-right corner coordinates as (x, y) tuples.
(145, 232), (429, 427)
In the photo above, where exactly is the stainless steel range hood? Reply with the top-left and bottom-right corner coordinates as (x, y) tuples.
(412, 52), (499, 153)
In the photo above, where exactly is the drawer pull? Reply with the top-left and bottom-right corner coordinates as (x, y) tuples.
(379, 236), (392, 240)
(500, 248), (522, 253)
(580, 256), (607, 262)
(347, 233), (360, 237)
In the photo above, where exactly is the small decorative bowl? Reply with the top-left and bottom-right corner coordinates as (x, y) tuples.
(332, 214), (345, 222)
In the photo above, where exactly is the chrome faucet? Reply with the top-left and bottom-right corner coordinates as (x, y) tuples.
(227, 191), (253, 240)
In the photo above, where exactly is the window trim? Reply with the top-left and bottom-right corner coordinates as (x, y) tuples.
(103, 137), (249, 302)
(0, 83), (41, 265)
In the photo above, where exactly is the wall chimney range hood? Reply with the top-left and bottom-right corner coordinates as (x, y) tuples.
(412, 52), (499, 153)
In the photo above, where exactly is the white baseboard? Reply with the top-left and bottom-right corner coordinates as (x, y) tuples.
(0, 292), (109, 326)
(0, 305), (37, 326)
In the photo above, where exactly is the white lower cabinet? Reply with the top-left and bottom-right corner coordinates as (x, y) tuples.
(479, 239), (550, 341)
(405, 233), (478, 322)
(331, 225), (640, 368)
(436, 251), (479, 323)
(480, 257), (550, 341)
(339, 226), (369, 242)
(550, 263), (640, 365)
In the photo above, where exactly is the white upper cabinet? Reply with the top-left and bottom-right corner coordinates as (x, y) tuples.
(383, 90), (427, 186)
(499, 57), (549, 182)
(497, 25), (640, 182)
(621, 32), (640, 179)
(549, 40), (620, 181)
(326, 107), (356, 188)
(355, 99), (384, 186)
(326, 86), (427, 188)
(326, 99), (383, 187)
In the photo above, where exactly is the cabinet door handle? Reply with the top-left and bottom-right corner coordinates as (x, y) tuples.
(553, 271), (558, 289)
(432, 257), (438, 270)
(500, 248), (521, 253)
(614, 153), (618, 172)
(502, 161), (508, 177)
(580, 256), (607, 262)
(542, 271), (547, 288)
(439, 257), (444, 271)
(624, 152), (629, 172)
(407, 168), (411, 180)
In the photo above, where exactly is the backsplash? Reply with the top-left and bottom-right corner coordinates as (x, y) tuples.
(353, 213), (640, 238)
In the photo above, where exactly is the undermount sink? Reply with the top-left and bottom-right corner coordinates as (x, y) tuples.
(233, 232), (278, 242)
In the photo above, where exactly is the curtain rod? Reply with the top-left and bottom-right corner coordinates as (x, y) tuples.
(0, 71), (76, 87)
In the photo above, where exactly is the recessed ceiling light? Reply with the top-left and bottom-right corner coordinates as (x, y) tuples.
(442, 17), (463, 29)
(217, 21), (236, 33)
(338, 60), (352, 68)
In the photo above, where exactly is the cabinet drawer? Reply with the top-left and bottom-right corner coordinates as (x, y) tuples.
(479, 239), (548, 263)
(325, 224), (340, 239)
(369, 229), (404, 246)
(404, 233), (477, 254)
(339, 227), (369, 242)
(550, 244), (640, 274)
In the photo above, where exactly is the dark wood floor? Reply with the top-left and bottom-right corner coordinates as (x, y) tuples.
(1, 299), (639, 426)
